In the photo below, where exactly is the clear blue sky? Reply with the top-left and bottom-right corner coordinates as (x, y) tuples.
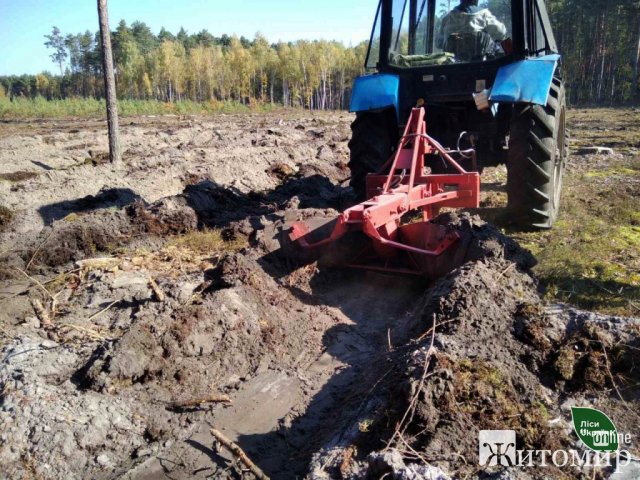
(0, 0), (377, 75)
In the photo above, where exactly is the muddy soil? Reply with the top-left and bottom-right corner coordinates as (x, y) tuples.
(0, 112), (638, 480)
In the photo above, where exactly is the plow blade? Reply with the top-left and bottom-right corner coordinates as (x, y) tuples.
(289, 107), (480, 278)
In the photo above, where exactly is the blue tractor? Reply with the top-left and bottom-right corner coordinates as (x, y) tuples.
(348, 0), (567, 229)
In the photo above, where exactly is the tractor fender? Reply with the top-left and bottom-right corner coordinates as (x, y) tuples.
(489, 54), (561, 106)
(350, 74), (400, 121)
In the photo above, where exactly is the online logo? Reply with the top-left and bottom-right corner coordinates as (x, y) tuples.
(479, 430), (517, 467)
(477, 408), (632, 471)
(571, 407), (619, 453)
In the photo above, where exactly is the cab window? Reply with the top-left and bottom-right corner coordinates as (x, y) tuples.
(384, 0), (512, 68)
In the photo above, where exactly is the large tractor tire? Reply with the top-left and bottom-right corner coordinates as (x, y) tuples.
(506, 78), (567, 229)
(348, 108), (398, 200)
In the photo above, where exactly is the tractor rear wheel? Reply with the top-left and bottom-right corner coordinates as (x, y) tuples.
(348, 109), (398, 200)
(506, 78), (567, 229)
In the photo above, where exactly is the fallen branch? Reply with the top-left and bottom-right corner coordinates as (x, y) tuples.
(149, 277), (165, 302)
(168, 394), (231, 411)
(210, 428), (270, 480)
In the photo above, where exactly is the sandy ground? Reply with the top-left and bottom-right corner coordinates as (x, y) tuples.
(0, 111), (638, 480)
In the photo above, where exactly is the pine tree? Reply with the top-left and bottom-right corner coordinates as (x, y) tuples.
(44, 27), (68, 75)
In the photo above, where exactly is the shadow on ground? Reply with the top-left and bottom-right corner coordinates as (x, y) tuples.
(38, 187), (141, 225)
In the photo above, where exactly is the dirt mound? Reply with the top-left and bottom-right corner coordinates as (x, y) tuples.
(434, 212), (536, 270)
(311, 252), (640, 479)
(392, 258), (567, 477)
(19, 169), (350, 271)
(77, 253), (328, 398)
(26, 209), (136, 268)
(0, 251), (335, 478)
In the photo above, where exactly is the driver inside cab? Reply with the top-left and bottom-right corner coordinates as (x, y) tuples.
(437, 0), (507, 61)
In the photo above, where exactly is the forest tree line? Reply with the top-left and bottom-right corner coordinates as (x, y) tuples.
(1, 0), (639, 108)
(1, 22), (368, 110)
(547, 0), (640, 105)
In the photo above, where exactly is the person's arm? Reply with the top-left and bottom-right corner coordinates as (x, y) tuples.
(482, 10), (507, 40)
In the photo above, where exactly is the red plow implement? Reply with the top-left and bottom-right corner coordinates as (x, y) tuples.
(289, 107), (480, 277)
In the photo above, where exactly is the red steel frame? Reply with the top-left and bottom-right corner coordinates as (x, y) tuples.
(289, 107), (480, 276)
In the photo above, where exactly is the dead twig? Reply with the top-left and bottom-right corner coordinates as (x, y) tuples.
(149, 277), (165, 302)
(57, 323), (110, 341)
(168, 394), (231, 411)
(496, 262), (516, 281)
(396, 432), (430, 464)
(417, 317), (457, 342)
(14, 268), (53, 300)
(26, 230), (54, 271)
(386, 314), (438, 450)
(599, 340), (640, 422)
(0, 248), (18, 258)
(210, 428), (270, 480)
(87, 300), (120, 322)
(0, 268), (82, 306)
(29, 298), (52, 328)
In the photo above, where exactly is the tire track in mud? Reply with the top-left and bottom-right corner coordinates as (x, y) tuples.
(125, 273), (423, 479)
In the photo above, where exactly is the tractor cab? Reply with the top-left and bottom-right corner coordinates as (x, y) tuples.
(361, 0), (557, 114)
(367, 0), (515, 70)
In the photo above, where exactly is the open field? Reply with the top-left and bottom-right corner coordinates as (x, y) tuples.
(0, 109), (638, 479)
(0, 97), (276, 119)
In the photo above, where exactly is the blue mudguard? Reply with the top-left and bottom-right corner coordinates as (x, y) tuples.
(489, 54), (561, 106)
(350, 74), (400, 118)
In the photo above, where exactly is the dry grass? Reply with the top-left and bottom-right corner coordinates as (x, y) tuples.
(109, 229), (248, 279)
(0, 205), (14, 231)
(169, 228), (247, 255)
(0, 97), (277, 119)
(0, 171), (39, 182)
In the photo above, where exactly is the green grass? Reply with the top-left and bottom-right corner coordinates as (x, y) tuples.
(499, 109), (640, 317)
(0, 96), (277, 119)
(511, 163), (639, 316)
